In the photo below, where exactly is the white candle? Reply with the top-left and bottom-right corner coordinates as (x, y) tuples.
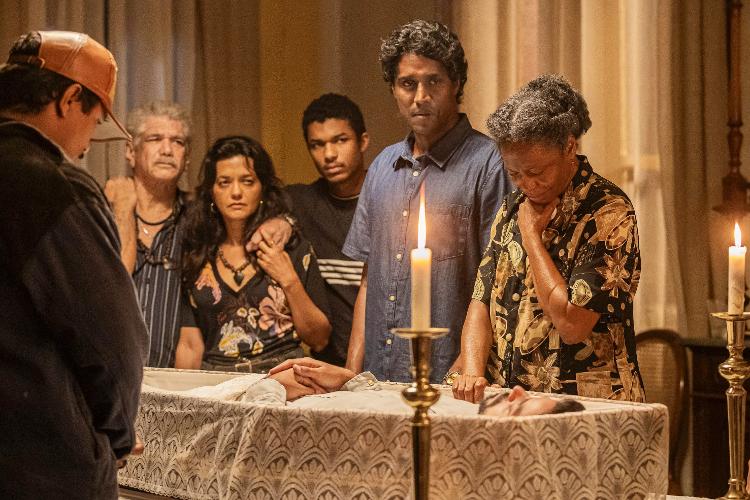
(729, 222), (746, 314)
(411, 185), (431, 330)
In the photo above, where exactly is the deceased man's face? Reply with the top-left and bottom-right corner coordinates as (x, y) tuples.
(479, 385), (558, 417)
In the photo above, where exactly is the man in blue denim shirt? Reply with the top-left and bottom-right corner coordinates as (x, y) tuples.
(343, 20), (511, 383)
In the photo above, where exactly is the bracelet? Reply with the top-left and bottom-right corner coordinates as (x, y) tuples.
(282, 213), (298, 229)
(442, 371), (461, 385)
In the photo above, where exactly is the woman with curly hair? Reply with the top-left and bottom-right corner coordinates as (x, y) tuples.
(175, 136), (330, 372)
(453, 75), (644, 404)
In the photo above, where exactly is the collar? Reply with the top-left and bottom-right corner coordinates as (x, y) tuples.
(549, 155), (593, 230)
(0, 116), (75, 164)
(567, 154), (593, 188)
(313, 177), (360, 203)
(393, 113), (472, 171)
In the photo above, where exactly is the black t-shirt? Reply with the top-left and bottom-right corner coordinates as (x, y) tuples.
(286, 178), (364, 366)
(187, 238), (329, 366)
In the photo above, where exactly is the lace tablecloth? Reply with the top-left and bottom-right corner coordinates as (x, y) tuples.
(119, 368), (668, 499)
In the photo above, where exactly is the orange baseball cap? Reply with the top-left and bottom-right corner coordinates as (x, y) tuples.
(6, 31), (130, 141)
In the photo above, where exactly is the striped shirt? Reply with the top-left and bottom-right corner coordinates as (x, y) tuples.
(133, 197), (192, 367)
(318, 258), (363, 287)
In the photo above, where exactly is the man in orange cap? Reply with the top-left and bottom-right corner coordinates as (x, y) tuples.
(0, 31), (146, 499)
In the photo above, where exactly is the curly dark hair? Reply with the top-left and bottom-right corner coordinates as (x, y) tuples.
(0, 31), (100, 115)
(301, 93), (366, 143)
(379, 19), (468, 103)
(486, 74), (592, 150)
(181, 135), (289, 286)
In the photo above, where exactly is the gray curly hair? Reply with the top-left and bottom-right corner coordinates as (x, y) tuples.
(486, 74), (591, 150)
(127, 101), (191, 148)
(379, 19), (468, 103)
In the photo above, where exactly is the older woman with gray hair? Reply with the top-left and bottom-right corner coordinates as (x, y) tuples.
(452, 75), (644, 404)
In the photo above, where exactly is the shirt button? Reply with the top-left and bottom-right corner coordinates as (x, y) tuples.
(388, 295), (396, 301)
(386, 338), (392, 345)
(412, 170), (420, 177)
(402, 210), (408, 217)
(396, 253), (403, 261)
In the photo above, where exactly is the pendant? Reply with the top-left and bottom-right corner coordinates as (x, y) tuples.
(233, 271), (244, 286)
(162, 256), (176, 270)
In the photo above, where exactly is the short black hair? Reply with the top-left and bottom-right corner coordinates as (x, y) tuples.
(301, 93), (366, 143)
(379, 19), (468, 103)
(0, 31), (100, 115)
(477, 392), (504, 415)
(549, 399), (585, 414)
(477, 392), (585, 415)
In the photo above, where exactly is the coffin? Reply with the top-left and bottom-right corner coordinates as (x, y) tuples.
(119, 368), (668, 499)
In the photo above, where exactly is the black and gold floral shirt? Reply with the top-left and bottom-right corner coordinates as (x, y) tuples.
(473, 156), (645, 401)
(187, 239), (329, 367)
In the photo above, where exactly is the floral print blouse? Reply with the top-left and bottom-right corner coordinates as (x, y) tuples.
(473, 156), (645, 401)
(186, 239), (329, 367)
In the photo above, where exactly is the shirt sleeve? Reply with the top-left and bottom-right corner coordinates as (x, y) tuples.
(22, 199), (147, 459)
(472, 200), (509, 305)
(180, 289), (197, 328)
(566, 198), (640, 321)
(342, 371), (379, 391)
(295, 241), (331, 319)
(238, 378), (287, 405)
(342, 164), (374, 261)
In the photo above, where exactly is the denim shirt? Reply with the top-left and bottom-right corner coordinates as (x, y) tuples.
(343, 114), (510, 383)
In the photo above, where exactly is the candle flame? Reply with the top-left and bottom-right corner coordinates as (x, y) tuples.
(736, 223), (743, 247)
(418, 184), (426, 249)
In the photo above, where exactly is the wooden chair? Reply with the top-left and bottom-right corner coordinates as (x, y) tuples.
(635, 329), (688, 495)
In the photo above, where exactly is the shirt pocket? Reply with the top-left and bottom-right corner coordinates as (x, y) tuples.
(428, 204), (470, 261)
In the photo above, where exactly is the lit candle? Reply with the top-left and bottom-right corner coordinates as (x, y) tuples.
(411, 185), (431, 330)
(729, 222), (746, 314)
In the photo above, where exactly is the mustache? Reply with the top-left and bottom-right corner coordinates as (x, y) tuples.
(155, 157), (177, 167)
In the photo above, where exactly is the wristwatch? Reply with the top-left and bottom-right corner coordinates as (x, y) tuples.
(442, 371), (461, 385)
(282, 213), (298, 229)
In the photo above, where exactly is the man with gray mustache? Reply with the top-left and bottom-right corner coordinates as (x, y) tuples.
(105, 101), (193, 368)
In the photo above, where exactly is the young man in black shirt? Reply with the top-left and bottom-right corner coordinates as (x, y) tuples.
(286, 94), (369, 366)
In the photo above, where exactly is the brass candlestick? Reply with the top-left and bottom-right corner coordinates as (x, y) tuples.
(391, 327), (449, 500)
(712, 312), (750, 499)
